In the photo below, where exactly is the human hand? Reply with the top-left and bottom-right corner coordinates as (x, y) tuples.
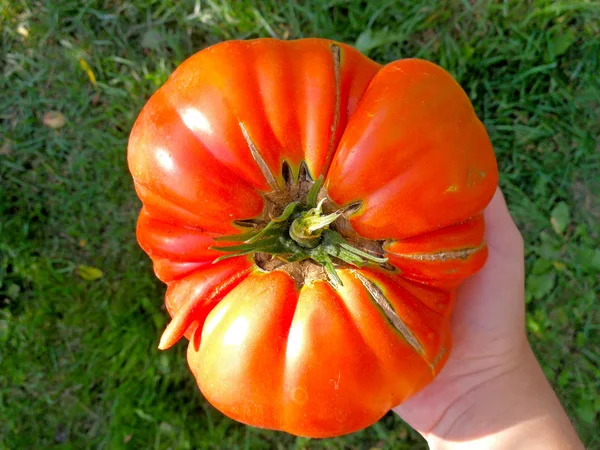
(393, 188), (583, 449)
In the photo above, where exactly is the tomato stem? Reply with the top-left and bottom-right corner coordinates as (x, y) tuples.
(212, 180), (387, 287)
(288, 199), (342, 248)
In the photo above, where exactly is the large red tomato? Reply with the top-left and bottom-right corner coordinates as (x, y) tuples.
(127, 38), (497, 438)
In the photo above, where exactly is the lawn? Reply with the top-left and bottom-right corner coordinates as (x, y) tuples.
(1, 0), (599, 448)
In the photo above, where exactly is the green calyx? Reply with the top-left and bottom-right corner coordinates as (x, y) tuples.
(212, 178), (387, 287)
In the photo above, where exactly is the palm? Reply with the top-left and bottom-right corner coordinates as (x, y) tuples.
(394, 188), (527, 433)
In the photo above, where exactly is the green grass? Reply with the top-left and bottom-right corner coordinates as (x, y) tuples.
(1, 0), (599, 448)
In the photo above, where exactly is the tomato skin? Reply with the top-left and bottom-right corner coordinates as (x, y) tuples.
(326, 59), (498, 240)
(128, 38), (497, 437)
(189, 269), (451, 437)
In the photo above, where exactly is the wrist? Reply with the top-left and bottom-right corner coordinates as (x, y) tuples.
(425, 344), (583, 449)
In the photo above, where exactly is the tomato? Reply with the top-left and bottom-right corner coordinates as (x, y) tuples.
(128, 38), (498, 438)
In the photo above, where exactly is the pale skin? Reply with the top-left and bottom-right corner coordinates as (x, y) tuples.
(394, 188), (585, 449)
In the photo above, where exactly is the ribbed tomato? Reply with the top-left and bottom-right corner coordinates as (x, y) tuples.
(127, 38), (498, 438)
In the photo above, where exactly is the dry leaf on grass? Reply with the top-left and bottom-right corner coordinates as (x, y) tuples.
(42, 111), (66, 129)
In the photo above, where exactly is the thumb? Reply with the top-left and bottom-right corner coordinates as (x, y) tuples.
(454, 187), (526, 336)
(482, 187), (524, 262)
